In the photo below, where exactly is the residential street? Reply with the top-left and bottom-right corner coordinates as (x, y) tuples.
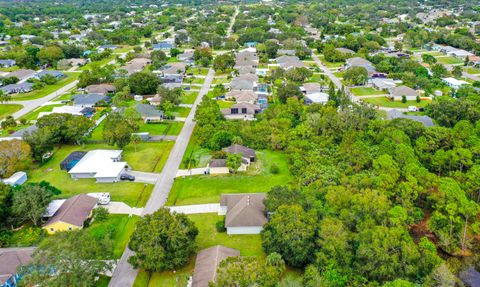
(108, 68), (215, 287)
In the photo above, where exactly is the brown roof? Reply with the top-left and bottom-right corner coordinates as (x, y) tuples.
(209, 159), (227, 168)
(220, 193), (267, 227)
(192, 245), (240, 287)
(226, 90), (257, 103)
(223, 144), (255, 159)
(85, 84), (116, 95)
(390, 85), (419, 98)
(0, 248), (34, 284)
(44, 194), (97, 227)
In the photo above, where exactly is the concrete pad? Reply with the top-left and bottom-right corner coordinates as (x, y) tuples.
(167, 203), (220, 214)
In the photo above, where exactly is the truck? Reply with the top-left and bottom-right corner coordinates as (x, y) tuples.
(87, 192), (111, 205)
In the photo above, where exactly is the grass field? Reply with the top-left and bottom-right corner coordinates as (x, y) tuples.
(362, 97), (431, 108)
(122, 141), (174, 173)
(133, 213), (264, 287)
(167, 151), (292, 206)
(216, 100), (235, 108)
(20, 104), (63, 122)
(350, 87), (387, 96)
(88, 214), (139, 259)
(212, 77), (230, 85)
(188, 67), (210, 76)
(436, 56), (463, 65)
(318, 55), (344, 69)
(0, 66), (20, 72)
(307, 73), (325, 83)
(11, 73), (79, 101)
(180, 133), (212, 169)
(173, 106), (191, 117)
(79, 56), (116, 71)
(138, 121), (184, 136)
(182, 91), (199, 104)
(27, 143), (162, 207)
(0, 104), (23, 119)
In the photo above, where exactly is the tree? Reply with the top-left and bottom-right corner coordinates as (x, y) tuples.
(264, 186), (303, 212)
(20, 230), (113, 287)
(226, 153), (242, 173)
(131, 134), (141, 152)
(0, 183), (13, 228)
(12, 184), (52, 226)
(277, 83), (302, 103)
(103, 112), (139, 149)
(0, 90), (11, 104)
(262, 205), (317, 267)
(127, 72), (160, 95)
(213, 53), (235, 72)
(0, 139), (31, 178)
(128, 208), (198, 271)
(431, 64), (447, 78)
(394, 41), (403, 51)
(157, 86), (182, 106)
(37, 46), (64, 66)
(193, 47), (212, 66)
(421, 54), (437, 65)
(343, 66), (368, 86)
(211, 253), (285, 287)
(452, 66), (463, 79)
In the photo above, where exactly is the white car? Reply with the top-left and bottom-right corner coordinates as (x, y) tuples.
(408, 106), (417, 112)
(87, 192), (111, 205)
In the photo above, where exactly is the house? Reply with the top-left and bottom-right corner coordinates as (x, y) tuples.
(85, 84), (116, 95)
(0, 60), (16, 68)
(371, 78), (397, 90)
(219, 193), (267, 234)
(5, 69), (36, 83)
(35, 70), (64, 79)
(223, 144), (256, 163)
(442, 77), (470, 90)
(345, 57), (386, 78)
(38, 106), (95, 118)
(388, 85), (419, 101)
(0, 83), (33, 94)
(177, 51), (194, 62)
(236, 73), (258, 83)
(277, 49), (296, 56)
(2, 172), (27, 186)
(153, 42), (174, 50)
(236, 51), (259, 64)
(8, 125), (38, 140)
(387, 110), (434, 127)
(275, 55), (306, 70)
(302, 83), (329, 105)
(0, 248), (34, 287)
(441, 46), (473, 58)
(72, 93), (110, 107)
(160, 62), (186, 76)
(459, 267), (480, 287)
(134, 103), (164, 122)
(43, 194), (97, 234)
(191, 246), (240, 287)
(97, 44), (118, 53)
(225, 90), (257, 103)
(335, 47), (355, 55)
(207, 159), (230, 174)
(66, 58), (87, 67)
(230, 78), (254, 91)
(147, 94), (161, 106)
(221, 103), (260, 120)
(67, 150), (126, 183)
(120, 58), (152, 76)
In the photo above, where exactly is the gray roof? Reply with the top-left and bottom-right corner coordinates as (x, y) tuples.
(0, 59), (15, 66)
(10, 125), (38, 138)
(230, 78), (254, 91)
(220, 193), (267, 227)
(460, 267), (480, 287)
(387, 110), (434, 127)
(45, 194), (97, 227)
(0, 248), (34, 285)
(223, 144), (256, 159)
(390, 86), (419, 98)
(6, 69), (36, 80)
(0, 82), (33, 93)
(85, 84), (116, 95)
(36, 70), (64, 78)
(209, 159), (227, 168)
(346, 57), (372, 67)
(72, 93), (109, 106)
(191, 246), (240, 287)
(134, 103), (164, 118)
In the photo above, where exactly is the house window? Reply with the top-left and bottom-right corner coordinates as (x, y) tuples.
(50, 228), (55, 232)
(241, 108), (247, 114)
(231, 108), (238, 114)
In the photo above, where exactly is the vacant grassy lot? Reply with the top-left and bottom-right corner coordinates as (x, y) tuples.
(133, 213), (264, 287)
(436, 56), (463, 65)
(180, 133), (212, 169)
(212, 77), (230, 85)
(88, 214), (139, 259)
(167, 151), (292, 206)
(138, 121), (184, 136)
(78, 56), (116, 71)
(28, 143), (158, 206)
(11, 73), (79, 101)
(216, 100), (235, 108)
(122, 141), (174, 173)
(350, 87), (387, 96)
(188, 67), (210, 76)
(173, 106), (191, 117)
(0, 104), (23, 119)
(182, 91), (199, 104)
(307, 73), (325, 83)
(362, 97), (431, 108)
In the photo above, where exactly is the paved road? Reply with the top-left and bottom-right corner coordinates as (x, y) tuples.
(226, 8), (239, 38)
(127, 170), (160, 184)
(9, 80), (78, 119)
(108, 68), (215, 287)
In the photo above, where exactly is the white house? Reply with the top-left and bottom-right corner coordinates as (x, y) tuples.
(219, 193), (267, 235)
(442, 77), (470, 90)
(68, 150), (126, 183)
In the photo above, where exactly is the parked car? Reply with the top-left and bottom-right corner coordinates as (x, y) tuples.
(87, 192), (111, 205)
(120, 174), (135, 181)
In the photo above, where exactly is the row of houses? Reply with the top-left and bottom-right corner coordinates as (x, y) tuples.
(0, 69), (65, 94)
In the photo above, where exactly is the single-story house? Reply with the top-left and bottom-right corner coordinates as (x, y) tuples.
(0, 83), (33, 94)
(234, 59), (258, 69)
(160, 62), (186, 76)
(0, 248), (34, 287)
(97, 44), (118, 53)
(236, 51), (259, 63)
(236, 66), (256, 75)
(0, 60), (16, 68)
(207, 159), (230, 174)
(191, 246), (240, 287)
(119, 58), (152, 76)
(177, 52), (194, 62)
(371, 78), (397, 90)
(153, 42), (174, 50)
(5, 69), (36, 83)
(442, 77), (470, 90)
(43, 194), (97, 234)
(35, 70), (64, 79)
(302, 83), (329, 105)
(2, 172), (27, 186)
(387, 110), (434, 127)
(459, 267), (480, 287)
(72, 93), (110, 107)
(275, 55), (306, 70)
(225, 90), (257, 104)
(345, 57), (386, 78)
(8, 125), (38, 140)
(235, 73), (258, 83)
(221, 103), (260, 120)
(37, 106), (95, 118)
(223, 144), (256, 163)
(134, 103), (164, 122)
(335, 47), (355, 55)
(67, 149), (126, 183)
(389, 85), (419, 101)
(219, 193), (267, 234)
(67, 58), (88, 67)
(147, 94), (161, 106)
(85, 84), (116, 95)
(277, 49), (296, 56)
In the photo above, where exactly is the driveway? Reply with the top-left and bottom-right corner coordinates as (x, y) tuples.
(176, 168), (207, 177)
(102, 202), (143, 216)
(167, 203), (220, 214)
(127, 171), (159, 184)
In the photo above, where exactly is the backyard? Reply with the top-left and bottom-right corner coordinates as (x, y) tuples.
(362, 96), (431, 108)
(167, 151), (292, 206)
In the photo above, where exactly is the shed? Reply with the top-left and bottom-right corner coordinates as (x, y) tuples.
(2, 172), (27, 186)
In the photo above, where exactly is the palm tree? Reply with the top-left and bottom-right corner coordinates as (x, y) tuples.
(0, 91), (11, 104)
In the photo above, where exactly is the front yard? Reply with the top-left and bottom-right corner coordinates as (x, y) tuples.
(362, 97), (431, 108)
(138, 121), (184, 136)
(0, 104), (23, 119)
(350, 87), (387, 96)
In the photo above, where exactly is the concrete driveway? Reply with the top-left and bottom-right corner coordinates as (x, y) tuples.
(167, 203), (220, 214)
(102, 202), (143, 216)
(126, 171), (159, 184)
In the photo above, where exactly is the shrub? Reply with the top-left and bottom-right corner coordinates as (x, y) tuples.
(93, 207), (109, 222)
(401, 95), (407, 103)
(215, 220), (226, 232)
(270, 163), (280, 174)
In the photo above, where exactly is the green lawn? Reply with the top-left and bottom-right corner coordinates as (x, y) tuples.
(180, 133), (212, 169)
(436, 56), (463, 65)
(173, 106), (191, 118)
(27, 143), (156, 207)
(79, 56), (116, 71)
(188, 77), (205, 85)
(307, 73), (325, 83)
(167, 151), (292, 206)
(133, 213), (264, 287)
(122, 141), (174, 173)
(318, 55), (344, 69)
(182, 91), (198, 104)
(362, 97), (431, 108)
(20, 104), (63, 122)
(138, 121), (184, 136)
(466, 67), (480, 75)
(0, 66), (20, 72)
(216, 100), (235, 108)
(0, 104), (23, 119)
(350, 87), (387, 96)
(87, 214), (140, 259)
(188, 67), (210, 76)
(11, 73), (79, 101)
(212, 77), (230, 85)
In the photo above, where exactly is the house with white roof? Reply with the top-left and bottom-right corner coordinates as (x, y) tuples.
(442, 77), (470, 90)
(67, 150), (126, 183)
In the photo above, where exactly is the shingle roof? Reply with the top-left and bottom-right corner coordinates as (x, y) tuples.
(390, 86), (419, 98)
(226, 90), (257, 103)
(230, 78), (254, 91)
(135, 103), (164, 118)
(346, 57), (372, 67)
(85, 84), (116, 95)
(72, 93), (110, 106)
(223, 144), (256, 158)
(191, 245), (240, 287)
(209, 159), (227, 168)
(6, 69), (36, 80)
(220, 193), (267, 227)
(44, 194), (97, 227)
(0, 248), (34, 285)
(387, 109), (434, 127)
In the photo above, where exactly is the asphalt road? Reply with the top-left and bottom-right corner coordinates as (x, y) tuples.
(108, 68), (215, 287)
